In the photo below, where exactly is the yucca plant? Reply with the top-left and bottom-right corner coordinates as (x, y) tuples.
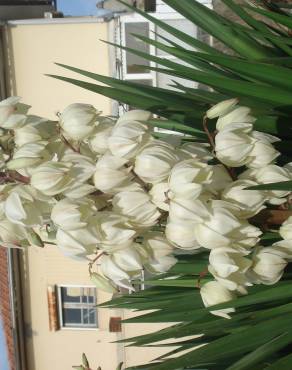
(49, 0), (292, 369)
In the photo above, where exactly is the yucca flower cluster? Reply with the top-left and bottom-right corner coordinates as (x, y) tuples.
(0, 96), (291, 316)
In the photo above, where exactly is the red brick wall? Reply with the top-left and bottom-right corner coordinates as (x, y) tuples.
(0, 248), (16, 370)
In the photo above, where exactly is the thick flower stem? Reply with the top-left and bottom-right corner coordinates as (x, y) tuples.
(250, 209), (292, 226)
(0, 171), (30, 184)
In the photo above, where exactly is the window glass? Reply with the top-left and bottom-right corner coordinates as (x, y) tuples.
(155, 19), (197, 56)
(125, 22), (150, 74)
(156, 59), (197, 90)
(59, 287), (97, 329)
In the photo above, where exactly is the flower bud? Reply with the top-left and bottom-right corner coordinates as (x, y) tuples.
(206, 98), (238, 119)
(60, 103), (99, 140)
(216, 106), (255, 131)
(117, 109), (152, 124)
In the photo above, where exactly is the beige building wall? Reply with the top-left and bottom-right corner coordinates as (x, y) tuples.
(4, 18), (112, 119)
(4, 18), (173, 370)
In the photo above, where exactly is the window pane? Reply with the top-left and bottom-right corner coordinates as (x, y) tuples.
(155, 20), (197, 56)
(61, 287), (81, 303)
(157, 59), (197, 90)
(89, 309), (97, 325)
(63, 308), (82, 326)
(125, 22), (150, 74)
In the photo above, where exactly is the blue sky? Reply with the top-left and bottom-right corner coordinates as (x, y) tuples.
(57, 0), (99, 16)
(0, 319), (9, 370)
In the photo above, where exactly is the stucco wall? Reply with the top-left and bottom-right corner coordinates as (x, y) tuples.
(4, 19), (112, 119)
(4, 18), (173, 370)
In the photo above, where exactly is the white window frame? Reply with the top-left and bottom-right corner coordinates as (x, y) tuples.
(57, 285), (98, 331)
(118, 12), (199, 86)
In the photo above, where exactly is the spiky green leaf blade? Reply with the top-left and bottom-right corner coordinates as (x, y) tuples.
(225, 332), (292, 370)
(247, 181), (292, 190)
(163, 0), (274, 59)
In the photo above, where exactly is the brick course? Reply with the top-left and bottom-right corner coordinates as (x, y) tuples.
(0, 247), (16, 370)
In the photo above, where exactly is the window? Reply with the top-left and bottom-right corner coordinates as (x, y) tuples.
(119, 14), (198, 91)
(57, 286), (98, 329)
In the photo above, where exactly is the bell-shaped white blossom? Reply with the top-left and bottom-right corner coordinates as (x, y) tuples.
(108, 115), (152, 159)
(7, 141), (51, 170)
(194, 203), (261, 250)
(90, 272), (118, 294)
(93, 212), (136, 252)
(246, 131), (280, 169)
(134, 140), (179, 184)
(216, 106), (256, 132)
(207, 164), (233, 195)
(166, 217), (201, 250)
(100, 254), (138, 290)
(31, 161), (74, 196)
(249, 246), (288, 285)
(178, 142), (213, 162)
(240, 165), (291, 205)
(88, 118), (114, 154)
(280, 216), (292, 241)
(93, 154), (134, 194)
(14, 115), (57, 147)
(208, 246), (252, 294)
(149, 182), (170, 211)
(143, 233), (177, 273)
(222, 179), (266, 218)
(51, 198), (96, 231)
(200, 281), (236, 319)
(112, 187), (160, 228)
(112, 244), (143, 272)
(215, 123), (254, 167)
(168, 159), (213, 200)
(4, 185), (51, 227)
(60, 152), (96, 198)
(56, 227), (98, 260)
(0, 97), (23, 127)
(206, 98), (238, 120)
(60, 103), (99, 141)
(117, 109), (152, 124)
(0, 216), (28, 248)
